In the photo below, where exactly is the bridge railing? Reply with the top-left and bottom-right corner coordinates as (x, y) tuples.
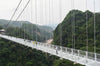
(0, 34), (100, 62)
(88, 52), (95, 60)
(37, 41), (100, 62)
(97, 54), (100, 61)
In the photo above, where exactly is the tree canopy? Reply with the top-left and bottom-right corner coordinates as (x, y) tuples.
(53, 10), (100, 53)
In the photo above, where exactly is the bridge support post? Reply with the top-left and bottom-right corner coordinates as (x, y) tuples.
(86, 51), (88, 63)
(78, 50), (79, 59)
(60, 46), (63, 52)
(71, 49), (74, 60)
(71, 49), (73, 55)
(66, 48), (67, 53)
(95, 53), (97, 61)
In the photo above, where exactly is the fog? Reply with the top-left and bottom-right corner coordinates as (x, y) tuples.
(0, 0), (100, 25)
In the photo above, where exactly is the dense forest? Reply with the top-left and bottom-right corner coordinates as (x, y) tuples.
(1, 9), (100, 66)
(53, 10), (100, 53)
(0, 17), (85, 66)
(0, 38), (83, 66)
(0, 23), (83, 66)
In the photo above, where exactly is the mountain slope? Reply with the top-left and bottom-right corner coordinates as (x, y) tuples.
(53, 10), (100, 53)
(0, 19), (53, 42)
(0, 37), (83, 66)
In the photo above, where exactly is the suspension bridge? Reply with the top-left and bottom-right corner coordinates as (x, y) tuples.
(0, 34), (100, 66)
(0, 0), (100, 66)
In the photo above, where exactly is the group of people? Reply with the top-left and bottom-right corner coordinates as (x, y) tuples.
(32, 41), (58, 54)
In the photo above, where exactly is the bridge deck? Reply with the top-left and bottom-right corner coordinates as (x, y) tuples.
(0, 34), (100, 66)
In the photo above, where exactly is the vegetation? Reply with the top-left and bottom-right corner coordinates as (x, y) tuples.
(1, 10), (99, 65)
(53, 10), (100, 53)
(21, 23), (52, 41)
(0, 19), (53, 42)
(0, 38), (83, 66)
(0, 25), (3, 29)
(6, 27), (31, 40)
(0, 25), (83, 66)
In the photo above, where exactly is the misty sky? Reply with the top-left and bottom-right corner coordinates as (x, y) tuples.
(0, 0), (100, 25)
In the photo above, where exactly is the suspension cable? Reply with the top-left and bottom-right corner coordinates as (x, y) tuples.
(93, 0), (96, 61)
(40, 0), (43, 41)
(51, 0), (54, 39)
(44, 0), (47, 41)
(23, 0), (25, 40)
(59, 0), (62, 46)
(86, 0), (88, 52)
(16, 0), (30, 39)
(71, 1), (76, 63)
(35, 0), (38, 43)
(20, 0), (24, 39)
(71, 0), (74, 51)
(15, 0), (30, 21)
(11, 0), (30, 39)
(86, 0), (88, 50)
(73, 1), (75, 52)
(31, 0), (33, 41)
(49, 0), (51, 39)
(19, 2), (23, 38)
(72, 0), (75, 52)
(6, 0), (30, 36)
(5, 0), (22, 28)
(85, 0), (89, 62)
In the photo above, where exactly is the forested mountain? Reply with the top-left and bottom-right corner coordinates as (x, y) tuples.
(0, 24), (82, 65)
(53, 10), (100, 53)
(0, 19), (53, 31)
(0, 19), (30, 28)
(0, 19), (53, 42)
(0, 19), (83, 66)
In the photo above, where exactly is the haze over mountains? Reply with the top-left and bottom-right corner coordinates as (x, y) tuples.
(0, 19), (53, 42)
(1, 9), (99, 66)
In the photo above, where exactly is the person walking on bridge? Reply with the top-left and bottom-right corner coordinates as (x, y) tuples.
(56, 46), (58, 54)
